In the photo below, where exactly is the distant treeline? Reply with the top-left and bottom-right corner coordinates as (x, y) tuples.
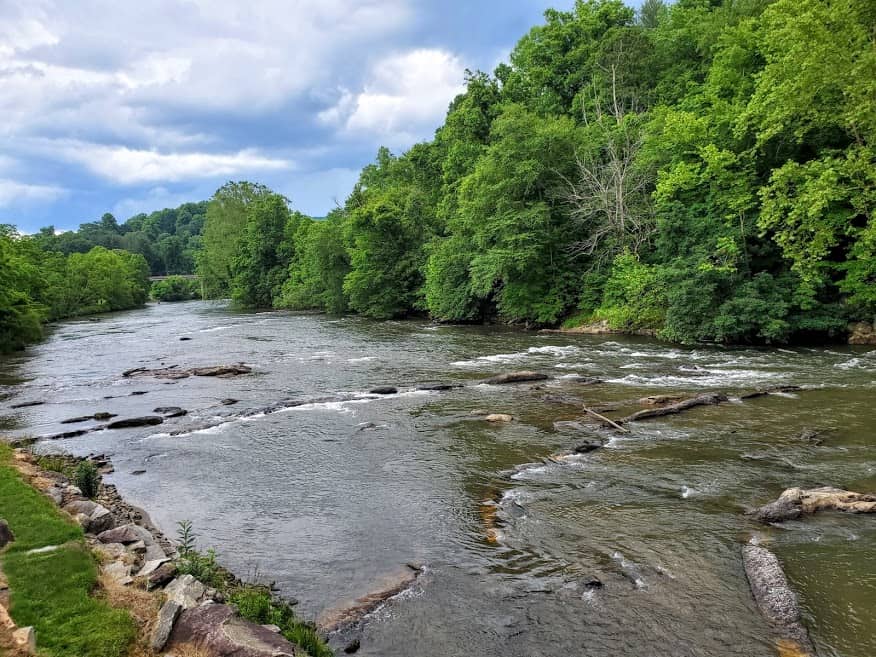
(31, 202), (206, 277)
(0, 227), (150, 352)
(196, 0), (875, 345)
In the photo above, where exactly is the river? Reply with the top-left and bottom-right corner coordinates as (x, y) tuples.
(1, 301), (874, 657)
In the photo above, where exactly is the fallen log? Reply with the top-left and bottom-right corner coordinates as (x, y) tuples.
(742, 545), (815, 656)
(753, 486), (876, 523)
(620, 393), (729, 423)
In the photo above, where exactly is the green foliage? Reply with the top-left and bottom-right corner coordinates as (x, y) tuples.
(73, 461), (100, 499)
(151, 276), (202, 302)
(175, 520), (226, 588)
(593, 251), (666, 330)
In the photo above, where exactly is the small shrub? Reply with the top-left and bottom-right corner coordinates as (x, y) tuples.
(73, 461), (100, 498)
(175, 521), (225, 588)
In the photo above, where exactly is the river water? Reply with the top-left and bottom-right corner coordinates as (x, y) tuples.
(1, 301), (874, 657)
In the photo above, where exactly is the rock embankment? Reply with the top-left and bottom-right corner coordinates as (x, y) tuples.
(754, 486), (876, 523)
(8, 451), (312, 657)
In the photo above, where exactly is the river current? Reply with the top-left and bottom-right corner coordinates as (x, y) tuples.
(1, 301), (874, 657)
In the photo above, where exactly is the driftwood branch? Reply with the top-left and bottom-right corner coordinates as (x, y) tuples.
(583, 406), (630, 432)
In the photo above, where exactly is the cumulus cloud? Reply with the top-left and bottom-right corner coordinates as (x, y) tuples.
(0, 179), (66, 206)
(319, 49), (466, 145)
(54, 143), (292, 185)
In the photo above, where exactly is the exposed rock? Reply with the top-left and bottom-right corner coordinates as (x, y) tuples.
(165, 574), (207, 609)
(98, 523), (154, 545)
(45, 486), (64, 505)
(416, 383), (461, 391)
(12, 626), (36, 654)
(65, 500), (98, 516)
(102, 560), (133, 587)
(93, 542), (127, 561)
(85, 505), (115, 534)
(153, 406), (188, 418)
(754, 487), (876, 523)
(168, 604), (303, 656)
(61, 415), (98, 424)
(220, 398), (239, 406)
(152, 600), (182, 651)
(318, 564), (424, 633)
(128, 540), (147, 553)
(106, 416), (164, 429)
(369, 386), (398, 395)
(0, 520), (14, 549)
(44, 427), (97, 440)
(261, 624), (281, 634)
(482, 371), (549, 385)
(145, 542), (167, 561)
(180, 336), (192, 341)
(573, 439), (607, 454)
(147, 562), (178, 589)
(583, 577), (603, 590)
(123, 363), (252, 379)
(848, 321), (876, 345)
(93, 412), (116, 420)
(742, 545), (814, 655)
(485, 414), (513, 423)
(131, 469), (146, 475)
(10, 400), (44, 409)
(344, 638), (361, 654)
(138, 557), (171, 578)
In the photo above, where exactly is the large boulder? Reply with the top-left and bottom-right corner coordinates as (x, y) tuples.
(754, 487), (876, 523)
(147, 562), (178, 589)
(97, 523), (154, 545)
(482, 371), (549, 385)
(0, 519), (14, 549)
(167, 604), (304, 656)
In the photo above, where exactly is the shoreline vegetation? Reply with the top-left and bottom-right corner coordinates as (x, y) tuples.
(3, 0), (875, 355)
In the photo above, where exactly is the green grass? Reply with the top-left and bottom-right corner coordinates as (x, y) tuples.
(0, 444), (135, 657)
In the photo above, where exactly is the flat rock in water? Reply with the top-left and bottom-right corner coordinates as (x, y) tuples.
(168, 604), (302, 657)
(153, 406), (188, 418)
(106, 416), (164, 429)
(485, 414), (513, 423)
(93, 412), (116, 420)
(61, 415), (98, 424)
(220, 398), (239, 406)
(10, 400), (44, 409)
(483, 371), (549, 385)
(369, 386), (398, 395)
(416, 383), (461, 391)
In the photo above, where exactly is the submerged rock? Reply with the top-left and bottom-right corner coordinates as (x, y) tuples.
(10, 400), (45, 409)
(754, 486), (876, 523)
(742, 545), (814, 655)
(483, 371), (549, 385)
(318, 564), (424, 633)
(416, 383), (461, 391)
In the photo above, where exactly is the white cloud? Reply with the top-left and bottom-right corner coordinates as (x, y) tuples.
(320, 48), (466, 145)
(0, 179), (66, 206)
(54, 143), (292, 185)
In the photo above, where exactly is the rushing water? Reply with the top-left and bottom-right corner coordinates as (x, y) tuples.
(2, 301), (875, 657)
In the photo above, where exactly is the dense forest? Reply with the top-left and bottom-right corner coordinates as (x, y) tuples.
(196, 0), (875, 344)
(2, 0), (873, 353)
(0, 203), (204, 352)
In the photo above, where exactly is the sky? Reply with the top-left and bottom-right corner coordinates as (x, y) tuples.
(0, 0), (579, 232)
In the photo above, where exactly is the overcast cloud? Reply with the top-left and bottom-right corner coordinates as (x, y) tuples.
(0, 0), (568, 230)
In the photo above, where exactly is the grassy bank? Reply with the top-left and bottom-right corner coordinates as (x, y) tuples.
(0, 444), (136, 657)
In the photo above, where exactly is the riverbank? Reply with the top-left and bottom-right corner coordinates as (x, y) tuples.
(0, 444), (334, 657)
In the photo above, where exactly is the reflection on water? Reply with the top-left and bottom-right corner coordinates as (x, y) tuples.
(1, 301), (874, 657)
